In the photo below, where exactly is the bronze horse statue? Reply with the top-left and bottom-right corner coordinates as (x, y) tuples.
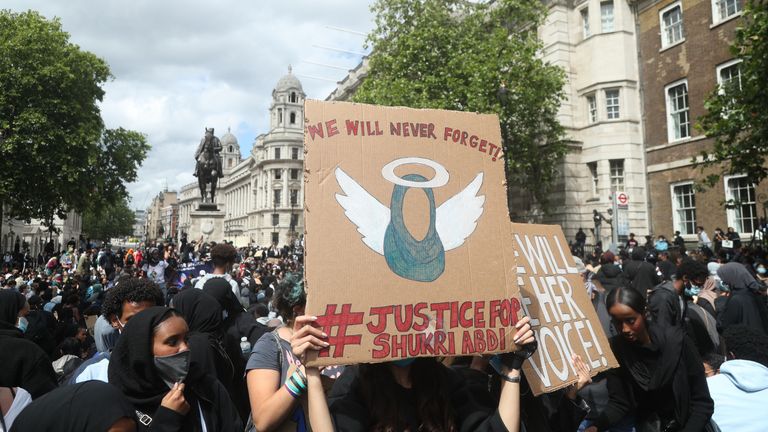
(194, 128), (223, 204)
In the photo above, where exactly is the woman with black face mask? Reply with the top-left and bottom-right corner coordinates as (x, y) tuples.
(108, 306), (242, 431)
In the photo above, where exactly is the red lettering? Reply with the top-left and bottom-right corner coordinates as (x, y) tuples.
(452, 129), (461, 143)
(394, 304), (414, 332)
(489, 300), (502, 328)
(431, 302), (450, 329)
(326, 119), (339, 137)
(460, 131), (469, 146)
(345, 120), (359, 136)
(462, 331), (475, 354)
(459, 301), (473, 328)
(372, 334), (390, 359)
(391, 333), (407, 358)
(374, 121), (383, 135)
(450, 301), (459, 328)
(427, 123), (437, 139)
(403, 124), (410, 137)
(486, 329), (499, 350)
(390, 122), (402, 136)
(510, 297), (522, 325)
(478, 140), (487, 153)
(413, 302), (429, 331)
(367, 306), (393, 334)
(474, 301), (485, 328)
(487, 142), (497, 156)
(443, 127), (453, 141)
(474, 330), (486, 351)
(307, 123), (324, 140)
(409, 122), (419, 137)
(469, 135), (479, 148)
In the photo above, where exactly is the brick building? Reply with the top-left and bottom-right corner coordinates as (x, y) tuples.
(637, 0), (765, 242)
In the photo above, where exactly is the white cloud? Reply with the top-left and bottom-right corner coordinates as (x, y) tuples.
(4, 0), (374, 208)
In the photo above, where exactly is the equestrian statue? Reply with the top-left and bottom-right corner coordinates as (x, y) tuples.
(194, 127), (224, 205)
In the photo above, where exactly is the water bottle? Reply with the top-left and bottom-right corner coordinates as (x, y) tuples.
(240, 336), (251, 357)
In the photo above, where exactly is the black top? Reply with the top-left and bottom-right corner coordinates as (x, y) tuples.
(10, 381), (135, 432)
(108, 306), (242, 432)
(595, 325), (713, 432)
(328, 363), (509, 432)
(622, 260), (660, 298)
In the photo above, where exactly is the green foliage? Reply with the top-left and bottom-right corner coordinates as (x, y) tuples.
(697, 0), (768, 188)
(353, 0), (567, 208)
(82, 196), (136, 241)
(0, 10), (149, 224)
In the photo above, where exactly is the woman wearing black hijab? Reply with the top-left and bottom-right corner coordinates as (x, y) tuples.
(10, 381), (136, 431)
(171, 289), (236, 413)
(203, 278), (267, 419)
(717, 262), (768, 335)
(0, 290), (57, 399)
(108, 306), (242, 431)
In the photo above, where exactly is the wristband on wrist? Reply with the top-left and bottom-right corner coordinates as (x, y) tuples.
(284, 382), (300, 398)
(291, 370), (307, 389)
(289, 374), (306, 392)
(489, 355), (521, 383)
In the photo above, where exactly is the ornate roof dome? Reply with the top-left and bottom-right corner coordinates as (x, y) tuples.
(275, 65), (303, 92)
(220, 127), (238, 148)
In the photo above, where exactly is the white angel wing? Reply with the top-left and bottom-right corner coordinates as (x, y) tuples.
(436, 173), (485, 251)
(334, 167), (390, 255)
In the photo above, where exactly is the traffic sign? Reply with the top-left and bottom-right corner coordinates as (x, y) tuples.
(616, 192), (629, 206)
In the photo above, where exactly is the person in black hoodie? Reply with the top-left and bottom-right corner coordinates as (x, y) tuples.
(622, 247), (660, 299)
(596, 251), (626, 293)
(0, 290), (57, 400)
(10, 381), (136, 432)
(170, 288), (237, 416)
(589, 287), (714, 432)
(716, 262), (768, 335)
(108, 306), (242, 431)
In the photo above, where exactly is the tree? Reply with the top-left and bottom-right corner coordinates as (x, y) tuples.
(82, 197), (135, 241)
(697, 0), (768, 189)
(0, 10), (149, 233)
(353, 0), (567, 209)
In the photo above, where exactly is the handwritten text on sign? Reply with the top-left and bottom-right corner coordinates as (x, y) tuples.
(315, 299), (522, 360)
(512, 224), (617, 395)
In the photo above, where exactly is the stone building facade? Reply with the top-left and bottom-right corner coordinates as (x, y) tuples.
(637, 0), (763, 241)
(176, 68), (305, 247)
(145, 190), (178, 243)
(0, 210), (82, 255)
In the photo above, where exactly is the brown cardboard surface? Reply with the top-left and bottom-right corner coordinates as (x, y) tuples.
(304, 100), (521, 367)
(510, 223), (618, 395)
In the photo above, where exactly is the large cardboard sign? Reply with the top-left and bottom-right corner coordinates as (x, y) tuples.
(511, 223), (618, 395)
(304, 100), (522, 366)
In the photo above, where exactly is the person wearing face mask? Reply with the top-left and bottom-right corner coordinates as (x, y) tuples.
(109, 306), (242, 431)
(9, 381), (137, 432)
(717, 262), (768, 335)
(753, 260), (768, 286)
(0, 290), (57, 403)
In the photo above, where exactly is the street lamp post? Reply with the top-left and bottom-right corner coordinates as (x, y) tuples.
(272, 200), (279, 246)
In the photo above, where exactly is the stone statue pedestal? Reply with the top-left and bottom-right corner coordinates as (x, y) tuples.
(188, 207), (225, 243)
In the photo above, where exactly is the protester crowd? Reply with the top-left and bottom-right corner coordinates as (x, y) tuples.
(0, 225), (766, 431)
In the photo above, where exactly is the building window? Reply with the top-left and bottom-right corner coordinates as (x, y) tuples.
(290, 92), (297, 103)
(587, 95), (597, 123)
(588, 162), (598, 196)
(717, 59), (743, 92)
(672, 182), (696, 235)
(660, 3), (684, 48)
(291, 147), (299, 160)
(277, 108), (283, 124)
(271, 232), (279, 245)
(272, 213), (279, 227)
(601, 1), (614, 32)
(581, 8), (590, 39)
(666, 81), (690, 141)
(228, 159), (233, 168)
(275, 148), (281, 159)
(290, 112), (296, 124)
(290, 214), (299, 229)
(725, 175), (757, 233)
(290, 168), (299, 180)
(274, 169), (282, 180)
(273, 190), (281, 207)
(290, 189), (299, 206)
(229, 146), (233, 153)
(713, 0), (743, 23)
(610, 160), (625, 192)
(605, 89), (620, 119)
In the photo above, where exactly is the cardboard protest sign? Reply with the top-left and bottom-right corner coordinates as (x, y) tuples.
(511, 223), (618, 395)
(304, 100), (522, 366)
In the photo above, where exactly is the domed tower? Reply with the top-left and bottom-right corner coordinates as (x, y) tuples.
(220, 127), (241, 171)
(270, 65), (305, 131)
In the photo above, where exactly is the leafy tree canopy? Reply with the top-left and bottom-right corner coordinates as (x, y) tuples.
(353, 0), (567, 208)
(0, 10), (149, 225)
(82, 196), (136, 241)
(697, 0), (768, 189)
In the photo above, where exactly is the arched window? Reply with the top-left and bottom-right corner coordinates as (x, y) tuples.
(290, 92), (297, 103)
(290, 112), (296, 124)
(229, 146), (233, 153)
(277, 108), (283, 124)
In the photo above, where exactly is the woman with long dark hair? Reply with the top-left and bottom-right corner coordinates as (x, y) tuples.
(108, 306), (242, 431)
(292, 314), (536, 432)
(587, 287), (714, 432)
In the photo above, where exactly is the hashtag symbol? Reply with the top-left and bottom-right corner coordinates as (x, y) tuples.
(316, 303), (364, 358)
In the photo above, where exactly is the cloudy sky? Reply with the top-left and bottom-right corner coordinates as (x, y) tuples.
(5, 0), (375, 209)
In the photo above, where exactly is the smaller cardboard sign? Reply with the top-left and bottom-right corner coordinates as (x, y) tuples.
(511, 223), (618, 395)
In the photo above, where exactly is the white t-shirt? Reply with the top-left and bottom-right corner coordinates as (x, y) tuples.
(2, 387), (32, 431)
(143, 261), (169, 285)
(194, 273), (244, 306)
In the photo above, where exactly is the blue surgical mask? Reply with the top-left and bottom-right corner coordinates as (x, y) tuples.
(758, 267), (767, 275)
(392, 358), (416, 368)
(17, 316), (28, 333)
(684, 283), (701, 297)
